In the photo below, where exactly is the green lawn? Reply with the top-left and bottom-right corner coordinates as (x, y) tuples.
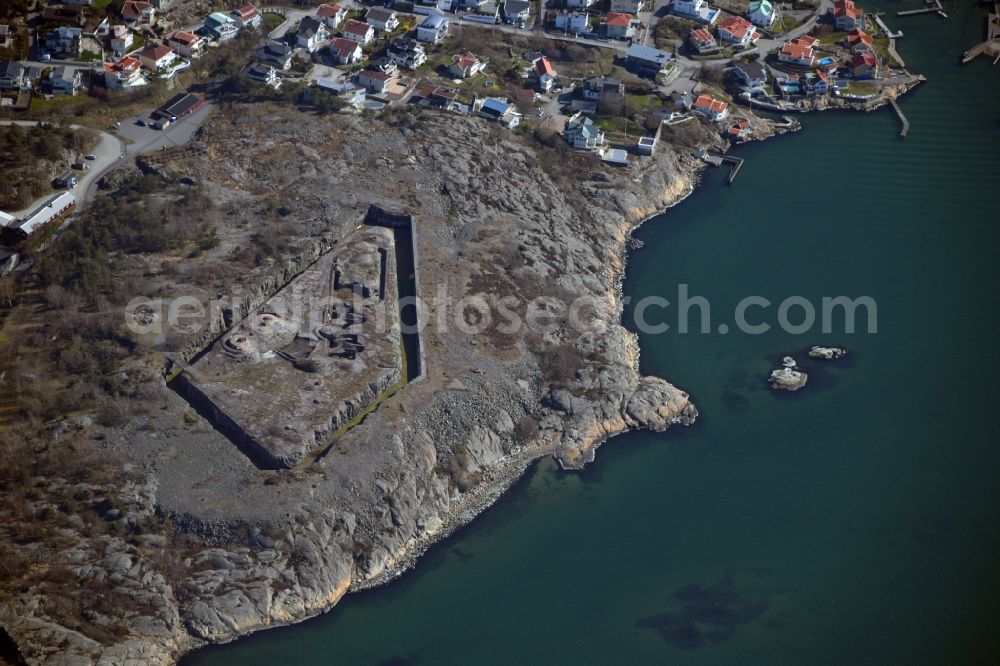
(92, 0), (113, 8)
(29, 94), (87, 113)
(262, 12), (285, 32)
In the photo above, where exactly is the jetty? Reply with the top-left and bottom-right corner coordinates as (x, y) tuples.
(875, 14), (904, 39)
(693, 150), (745, 184)
(961, 1), (1000, 63)
(897, 0), (946, 17)
(889, 99), (910, 137)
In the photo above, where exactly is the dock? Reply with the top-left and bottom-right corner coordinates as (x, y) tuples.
(693, 150), (745, 184)
(961, 1), (1000, 63)
(890, 99), (909, 137)
(874, 14), (904, 39)
(897, 0), (946, 17)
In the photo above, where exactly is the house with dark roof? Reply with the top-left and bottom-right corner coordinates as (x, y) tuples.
(296, 16), (329, 51)
(49, 66), (82, 95)
(0, 61), (28, 92)
(730, 60), (766, 89)
(476, 97), (521, 128)
(255, 40), (294, 69)
(388, 38), (426, 69)
(44, 26), (83, 59)
(563, 113), (605, 149)
(366, 7), (399, 32)
(502, 0), (531, 25)
(624, 43), (673, 78)
(417, 13), (449, 43)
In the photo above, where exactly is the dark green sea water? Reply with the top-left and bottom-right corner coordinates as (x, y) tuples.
(185, 2), (1000, 663)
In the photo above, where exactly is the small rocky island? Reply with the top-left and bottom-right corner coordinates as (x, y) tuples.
(809, 346), (848, 360)
(769, 357), (808, 392)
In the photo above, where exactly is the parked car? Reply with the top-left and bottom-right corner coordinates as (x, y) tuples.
(84, 154), (96, 160)
(135, 118), (146, 126)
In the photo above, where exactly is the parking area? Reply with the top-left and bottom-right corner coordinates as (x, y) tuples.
(115, 102), (214, 156)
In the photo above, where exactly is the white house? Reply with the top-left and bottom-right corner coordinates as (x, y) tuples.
(358, 69), (392, 93)
(255, 40), (294, 69)
(329, 37), (363, 65)
(747, 0), (776, 29)
(49, 66), (81, 95)
(671, 0), (718, 24)
(503, 0), (531, 24)
(296, 16), (329, 51)
(450, 51), (487, 78)
(136, 43), (177, 72)
(609, 0), (644, 15)
(109, 25), (133, 55)
(388, 38), (427, 69)
(604, 12), (636, 39)
(121, 0), (155, 26)
(204, 12), (238, 41)
(103, 55), (144, 89)
(343, 19), (375, 45)
(730, 60), (766, 89)
(534, 56), (556, 92)
(688, 27), (718, 53)
(692, 94), (729, 121)
(563, 114), (605, 149)
(230, 4), (261, 29)
(477, 97), (521, 128)
(717, 15), (760, 46)
(416, 13), (448, 43)
(554, 12), (590, 34)
(166, 30), (203, 57)
(366, 8), (399, 33)
(315, 3), (348, 29)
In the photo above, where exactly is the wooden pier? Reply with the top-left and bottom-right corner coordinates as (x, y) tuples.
(692, 150), (746, 184)
(961, 1), (1000, 63)
(897, 0), (946, 17)
(890, 99), (910, 137)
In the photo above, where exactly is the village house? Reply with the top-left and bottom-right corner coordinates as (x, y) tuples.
(1, 192), (75, 246)
(834, 0), (863, 32)
(731, 60), (767, 89)
(358, 68), (393, 93)
(296, 16), (329, 51)
(671, 0), (719, 25)
(583, 75), (624, 101)
(850, 52), (878, 79)
(109, 25), (133, 55)
(103, 56), (144, 89)
(778, 36), (816, 66)
(204, 12), (239, 41)
(230, 4), (262, 30)
(166, 30), (203, 58)
(747, 0), (776, 29)
(343, 19), (375, 45)
(366, 8), (400, 33)
(625, 43), (673, 78)
(717, 16), (760, 47)
(417, 13), (449, 43)
(688, 27), (718, 54)
(387, 38), (426, 69)
(450, 51), (487, 78)
(0, 61), (28, 92)
(533, 56), (556, 92)
(609, 0), (644, 15)
(554, 12), (590, 35)
(466, 2), (501, 24)
(604, 12), (636, 40)
(845, 29), (874, 54)
(417, 84), (461, 110)
(692, 93), (729, 121)
(136, 43), (177, 72)
(315, 3), (348, 29)
(44, 26), (82, 59)
(48, 66), (82, 95)
(313, 79), (366, 109)
(42, 6), (85, 27)
(502, 0), (531, 25)
(254, 40), (293, 69)
(727, 118), (751, 140)
(563, 114), (605, 149)
(121, 0), (155, 26)
(368, 56), (398, 77)
(477, 97), (521, 128)
(802, 69), (830, 94)
(246, 63), (280, 88)
(328, 37), (363, 65)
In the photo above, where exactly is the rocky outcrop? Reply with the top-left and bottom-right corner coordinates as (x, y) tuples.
(769, 357), (808, 391)
(809, 346), (847, 360)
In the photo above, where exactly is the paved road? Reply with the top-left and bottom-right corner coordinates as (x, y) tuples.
(0, 120), (123, 218)
(115, 102), (214, 157)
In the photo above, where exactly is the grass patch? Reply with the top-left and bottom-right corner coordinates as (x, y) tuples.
(28, 94), (88, 113)
(92, 0), (113, 7)
(262, 12), (285, 32)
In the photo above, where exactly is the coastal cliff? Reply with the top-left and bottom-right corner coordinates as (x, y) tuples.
(0, 108), (707, 665)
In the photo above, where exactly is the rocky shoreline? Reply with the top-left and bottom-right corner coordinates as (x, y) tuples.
(0, 85), (918, 664)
